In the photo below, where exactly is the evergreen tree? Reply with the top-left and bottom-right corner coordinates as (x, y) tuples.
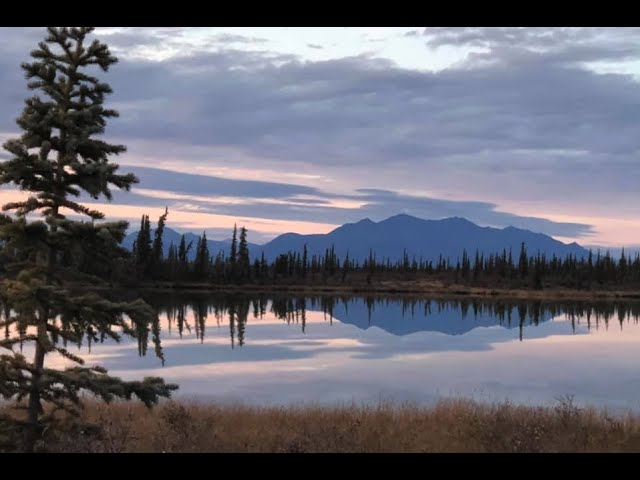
(508, 248), (514, 279)
(342, 251), (350, 282)
(260, 252), (268, 282)
(302, 243), (308, 279)
(134, 214), (152, 271)
(178, 234), (187, 264)
(167, 242), (178, 279)
(229, 224), (238, 267)
(237, 226), (250, 283)
(194, 232), (210, 281)
(461, 249), (470, 279)
(193, 236), (203, 280)
(619, 247), (628, 282)
(151, 207), (169, 274)
(253, 258), (261, 281)
(177, 234), (192, 279)
(473, 250), (481, 281)
(0, 27), (177, 452)
(518, 242), (529, 279)
(131, 215), (143, 261)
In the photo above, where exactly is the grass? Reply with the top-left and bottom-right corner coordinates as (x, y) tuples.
(4, 397), (640, 452)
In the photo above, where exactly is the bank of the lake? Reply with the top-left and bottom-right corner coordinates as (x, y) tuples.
(132, 280), (640, 301)
(5, 398), (640, 453)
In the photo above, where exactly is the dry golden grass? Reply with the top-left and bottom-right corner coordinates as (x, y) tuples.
(4, 397), (640, 452)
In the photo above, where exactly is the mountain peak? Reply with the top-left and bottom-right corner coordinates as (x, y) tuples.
(383, 213), (421, 222)
(257, 213), (588, 262)
(441, 216), (475, 225)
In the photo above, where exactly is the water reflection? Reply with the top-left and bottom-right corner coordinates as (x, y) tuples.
(40, 293), (640, 409)
(147, 293), (640, 347)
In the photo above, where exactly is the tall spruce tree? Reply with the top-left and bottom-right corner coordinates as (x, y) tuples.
(133, 214), (152, 273)
(229, 224), (238, 273)
(194, 232), (210, 281)
(0, 27), (177, 452)
(518, 242), (529, 279)
(302, 243), (308, 279)
(237, 226), (250, 283)
(166, 242), (178, 279)
(177, 234), (192, 279)
(150, 207), (169, 276)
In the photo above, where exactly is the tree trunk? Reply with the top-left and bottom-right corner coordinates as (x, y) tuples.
(25, 319), (46, 452)
(25, 197), (60, 451)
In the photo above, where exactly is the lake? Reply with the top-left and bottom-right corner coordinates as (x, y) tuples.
(48, 292), (640, 410)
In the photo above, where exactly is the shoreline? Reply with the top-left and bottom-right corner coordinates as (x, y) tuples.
(127, 281), (640, 301)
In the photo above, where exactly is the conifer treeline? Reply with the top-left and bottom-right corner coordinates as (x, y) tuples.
(128, 212), (640, 289)
(132, 214), (253, 283)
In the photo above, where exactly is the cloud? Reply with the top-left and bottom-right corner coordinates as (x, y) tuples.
(350, 190), (595, 238)
(211, 33), (268, 44)
(1, 27), (639, 245)
(83, 34), (640, 203)
(129, 166), (319, 198)
(422, 27), (640, 54)
(85, 168), (597, 238)
(0, 161), (595, 239)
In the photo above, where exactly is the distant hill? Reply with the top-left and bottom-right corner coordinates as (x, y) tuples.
(123, 215), (589, 263)
(255, 214), (589, 263)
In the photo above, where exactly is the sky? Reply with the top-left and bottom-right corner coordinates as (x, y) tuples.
(0, 27), (639, 248)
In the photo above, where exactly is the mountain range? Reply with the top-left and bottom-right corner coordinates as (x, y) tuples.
(123, 214), (589, 263)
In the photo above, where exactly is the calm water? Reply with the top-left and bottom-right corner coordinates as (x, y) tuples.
(49, 293), (640, 410)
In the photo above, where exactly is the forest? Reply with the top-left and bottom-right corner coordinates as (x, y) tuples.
(118, 211), (640, 291)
